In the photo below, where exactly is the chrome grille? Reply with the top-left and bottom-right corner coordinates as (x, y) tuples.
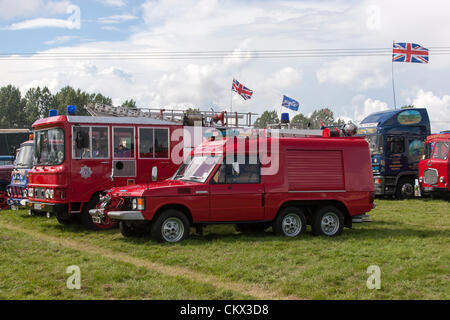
(424, 169), (438, 185)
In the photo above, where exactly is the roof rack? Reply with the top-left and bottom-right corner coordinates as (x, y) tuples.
(84, 103), (257, 127)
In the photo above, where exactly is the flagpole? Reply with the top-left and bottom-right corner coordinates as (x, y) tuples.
(392, 40), (397, 110)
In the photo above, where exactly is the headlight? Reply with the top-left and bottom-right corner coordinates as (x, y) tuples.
(419, 177), (423, 183)
(132, 198), (145, 210)
(45, 189), (50, 199)
(49, 189), (54, 199)
(440, 176), (445, 183)
(23, 189), (28, 198)
(28, 187), (34, 197)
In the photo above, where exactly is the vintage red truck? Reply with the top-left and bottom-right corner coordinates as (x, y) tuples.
(25, 108), (186, 229)
(90, 132), (375, 242)
(419, 132), (450, 195)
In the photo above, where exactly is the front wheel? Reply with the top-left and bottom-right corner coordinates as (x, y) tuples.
(312, 206), (344, 237)
(273, 207), (306, 237)
(396, 177), (415, 199)
(151, 209), (190, 243)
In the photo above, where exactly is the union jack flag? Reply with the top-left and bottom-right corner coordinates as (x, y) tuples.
(232, 79), (253, 100)
(392, 42), (429, 63)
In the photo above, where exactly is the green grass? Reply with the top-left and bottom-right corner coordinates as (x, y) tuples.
(0, 199), (449, 299)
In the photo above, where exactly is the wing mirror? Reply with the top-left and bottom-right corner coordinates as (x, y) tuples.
(152, 166), (158, 182)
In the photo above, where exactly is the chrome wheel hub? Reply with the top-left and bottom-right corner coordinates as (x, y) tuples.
(282, 213), (302, 237)
(321, 212), (339, 236)
(161, 217), (184, 242)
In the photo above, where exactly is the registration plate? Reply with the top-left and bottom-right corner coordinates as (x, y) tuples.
(34, 203), (42, 210)
(11, 205), (18, 210)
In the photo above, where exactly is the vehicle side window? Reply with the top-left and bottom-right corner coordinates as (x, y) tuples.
(138, 128), (169, 159)
(387, 136), (405, 153)
(114, 127), (134, 158)
(92, 127), (109, 158)
(212, 157), (260, 184)
(155, 129), (169, 158)
(73, 127), (91, 158)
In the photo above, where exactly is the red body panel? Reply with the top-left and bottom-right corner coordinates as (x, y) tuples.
(110, 136), (375, 223)
(419, 134), (450, 192)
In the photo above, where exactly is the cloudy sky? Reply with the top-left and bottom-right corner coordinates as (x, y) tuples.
(0, 0), (449, 132)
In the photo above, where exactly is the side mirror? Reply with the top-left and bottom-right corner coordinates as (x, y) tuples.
(232, 162), (240, 176)
(152, 166), (158, 182)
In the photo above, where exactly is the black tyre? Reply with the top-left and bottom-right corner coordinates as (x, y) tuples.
(119, 222), (150, 238)
(151, 209), (190, 243)
(312, 206), (344, 237)
(81, 194), (117, 231)
(396, 177), (415, 199)
(273, 207), (306, 237)
(56, 215), (72, 225)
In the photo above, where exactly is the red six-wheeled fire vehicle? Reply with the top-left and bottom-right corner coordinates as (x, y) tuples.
(90, 131), (375, 242)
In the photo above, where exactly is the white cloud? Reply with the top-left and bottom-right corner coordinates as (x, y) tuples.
(0, 0), (43, 20)
(1, 0), (450, 127)
(316, 57), (389, 90)
(410, 90), (450, 133)
(98, 14), (137, 24)
(96, 0), (126, 7)
(44, 35), (80, 45)
(6, 4), (80, 30)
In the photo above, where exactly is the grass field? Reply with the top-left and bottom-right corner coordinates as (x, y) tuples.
(0, 199), (449, 300)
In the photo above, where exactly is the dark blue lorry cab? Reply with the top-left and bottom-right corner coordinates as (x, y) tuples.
(357, 108), (430, 198)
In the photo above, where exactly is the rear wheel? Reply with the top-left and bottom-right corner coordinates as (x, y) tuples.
(81, 194), (116, 230)
(151, 209), (190, 243)
(273, 207), (306, 237)
(312, 206), (344, 237)
(396, 177), (415, 199)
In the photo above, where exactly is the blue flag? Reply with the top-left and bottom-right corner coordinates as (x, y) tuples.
(282, 95), (299, 111)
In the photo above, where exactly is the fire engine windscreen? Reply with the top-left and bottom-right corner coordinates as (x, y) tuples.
(15, 144), (33, 168)
(364, 134), (383, 155)
(172, 156), (221, 183)
(34, 128), (65, 165)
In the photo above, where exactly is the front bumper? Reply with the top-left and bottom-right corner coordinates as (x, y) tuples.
(89, 208), (145, 224)
(26, 200), (67, 213)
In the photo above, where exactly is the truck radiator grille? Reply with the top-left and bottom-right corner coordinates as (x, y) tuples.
(424, 169), (438, 185)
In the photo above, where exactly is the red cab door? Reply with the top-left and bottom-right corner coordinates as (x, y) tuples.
(209, 160), (264, 221)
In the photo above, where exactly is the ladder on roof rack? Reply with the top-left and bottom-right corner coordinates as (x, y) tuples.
(84, 103), (258, 127)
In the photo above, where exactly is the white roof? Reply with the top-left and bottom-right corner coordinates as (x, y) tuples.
(66, 115), (178, 126)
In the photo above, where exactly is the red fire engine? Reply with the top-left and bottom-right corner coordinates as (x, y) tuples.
(419, 132), (450, 195)
(90, 129), (375, 242)
(26, 110), (185, 229)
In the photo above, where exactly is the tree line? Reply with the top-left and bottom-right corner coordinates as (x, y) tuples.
(253, 108), (345, 129)
(0, 84), (138, 129)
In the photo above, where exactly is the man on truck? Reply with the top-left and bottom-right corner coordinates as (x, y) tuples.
(90, 131), (375, 243)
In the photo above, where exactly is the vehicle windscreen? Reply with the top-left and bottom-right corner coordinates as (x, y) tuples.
(431, 142), (449, 160)
(34, 128), (65, 165)
(15, 144), (33, 168)
(172, 155), (221, 183)
(364, 135), (383, 155)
